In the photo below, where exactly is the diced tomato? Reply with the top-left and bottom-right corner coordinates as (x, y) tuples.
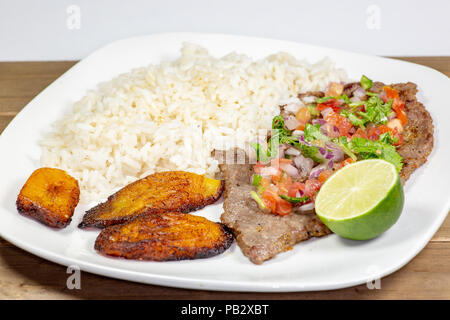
(396, 109), (408, 126)
(341, 158), (355, 166)
(270, 158), (293, 167)
(317, 99), (342, 113)
(295, 107), (311, 124)
(326, 82), (344, 96)
(383, 86), (408, 125)
(305, 178), (323, 198)
(367, 124), (403, 146)
(296, 123), (306, 131)
(262, 189), (278, 212)
(259, 177), (271, 190)
(332, 158), (354, 171)
(325, 111), (353, 136)
(383, 86), (398, 100)
(270, 168), (283, 184)
(367, 125), (381, 141)
(287, 182), (306, 197)
(275, 198), (292, 216)
(352, 127), (368, 139)
(253, 161), (266, 174)
(318, 169), (333, 183)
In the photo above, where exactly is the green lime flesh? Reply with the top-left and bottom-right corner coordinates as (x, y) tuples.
(315, 159), (404, 240)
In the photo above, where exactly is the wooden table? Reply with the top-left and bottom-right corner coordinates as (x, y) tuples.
(0, 58), (449, 300)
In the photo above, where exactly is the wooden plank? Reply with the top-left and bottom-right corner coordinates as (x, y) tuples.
(0, 77), (58, 99)
(390, 56), (450, 77)
(0, 97), (32, 114)
(0, 239), (447, 299)
(0, 61), (77, 80)
(0, 115), (15, 134)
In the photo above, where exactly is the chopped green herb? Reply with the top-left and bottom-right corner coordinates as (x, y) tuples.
(341, 109), (365, 128)
(334, 136), (357, 161)
(298, 144), (324, 163)
(280, 194), (310, 204)
(304, 123), (329, 143)
(339, 94), (351, 105)
(357, 96), (393, 125)
(252, 174), (262, 187)
(251, 191), (266, 209)
(360, 75), (373, 90)
(349, 137), (403, 172)
(316, 96), (334, 103)
(307, 104), (320, 117)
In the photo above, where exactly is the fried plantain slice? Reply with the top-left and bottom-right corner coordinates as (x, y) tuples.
(16, 167), (80, 228)
(79, 171), (224, 229)
(94, 212), (234, 261)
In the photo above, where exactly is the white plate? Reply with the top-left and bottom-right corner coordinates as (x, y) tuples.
(1, 33), (449, 292)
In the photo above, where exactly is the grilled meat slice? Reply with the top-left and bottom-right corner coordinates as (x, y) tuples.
(94, 212), (234, 261)
(370, 81), (434, 183)
(79, 171), (224, 229)
(16, 167), (80, 228)
(219, 150), (331, 265)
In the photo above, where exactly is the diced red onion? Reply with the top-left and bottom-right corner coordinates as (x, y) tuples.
(260, 166), (279, 176)
(280, 163), (300, 178)
(321, 107), (333, 119)
(293, 155), (314, 177)
(350, 96), (361, 103)
(277, 144), (289, 159)
(285, 116), (301, 130)
(302, 96), (316, 103)
(299, 202), (315, 212)
(284, 102), (304, 114)
(309, 161), (331, 178)
(353, 87), (366, 99)
(312, 118), (326, 126)
(328, 160), (334, 169)
(295, 190), (304, 197)
(321, 123), (340, 138)
(285, 147), (301, 156)
(326, 143), (344, 162)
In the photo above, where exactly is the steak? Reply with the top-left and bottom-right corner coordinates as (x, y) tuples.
(218, 150), (331, 265)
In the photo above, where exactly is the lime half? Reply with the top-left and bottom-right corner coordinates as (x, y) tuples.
(315, 159), (404, 240)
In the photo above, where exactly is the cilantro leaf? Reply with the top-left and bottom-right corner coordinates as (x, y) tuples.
(316, 96), (334, 103)
(252, 174), (262, 187)
(349, 137), (403, 172)
(298, 144), (324, 163)
(280, 194), (310, 204)
(357, 96), (393, 125)
(304, 123), (329, 143)
(341, 109), (365, 128)
(333, 136), (357, 161)
(360, 75), (373, 90)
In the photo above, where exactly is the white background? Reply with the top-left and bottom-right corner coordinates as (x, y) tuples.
(0, 0), (449, 61)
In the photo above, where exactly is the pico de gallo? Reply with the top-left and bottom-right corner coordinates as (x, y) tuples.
(250, 75), (406, 216)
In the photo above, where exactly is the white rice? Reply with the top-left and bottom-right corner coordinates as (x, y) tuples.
(40, 43), (347, 203)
